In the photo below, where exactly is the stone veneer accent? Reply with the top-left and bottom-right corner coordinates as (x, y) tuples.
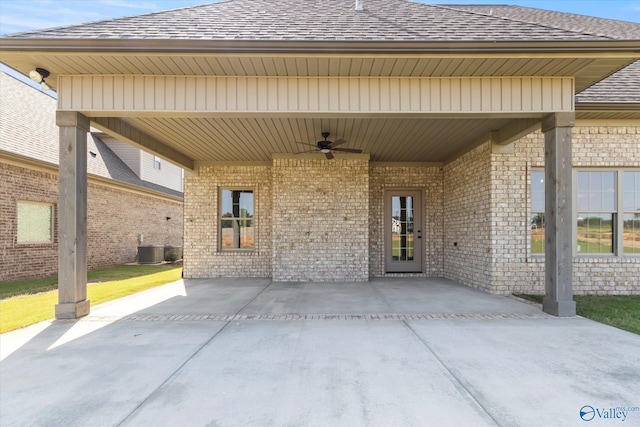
(183, 164), (272, 278)
(369, 165), (444, 277)
(443, 143), (493, 291)
(272, 156), (369, 281)
(1, 161), (183, 282)
(492, 123), (640, 295)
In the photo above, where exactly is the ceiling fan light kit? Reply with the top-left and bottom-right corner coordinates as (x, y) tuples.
(296, 132), (363, 160)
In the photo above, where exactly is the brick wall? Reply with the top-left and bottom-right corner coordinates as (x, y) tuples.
(87, 181), (183, 269)
(369, 165), (444, 277)
(493, 123), (640, 295)
(183, 164), (272, 278)
(1, 162), (59, 281)
(272, 156), (369, 281)
(1, 161), (184, 282)
(443, 143), (493, 291)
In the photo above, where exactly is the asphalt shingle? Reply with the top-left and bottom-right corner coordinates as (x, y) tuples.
(576, 60), (640, 103)
(4, 0), (628, 42)
(0, 73), (182, 198)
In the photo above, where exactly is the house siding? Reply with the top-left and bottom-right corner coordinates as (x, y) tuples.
(0, 161), (184, 282)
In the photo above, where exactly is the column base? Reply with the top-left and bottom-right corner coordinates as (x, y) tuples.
(543, 297), (576, 317)
(55, 300), (90, 319)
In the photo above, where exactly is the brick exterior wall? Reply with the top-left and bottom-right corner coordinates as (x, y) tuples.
(443, 143), (493, 291)
(272, 156), (369, 281)
(183, 164), (272, 278)
(181, 123), (638, 295)
(1, 161), (184, 282)
(492, 123), (640, 295)
(1, 162), (59, 281)
(369, 165), (444, 277)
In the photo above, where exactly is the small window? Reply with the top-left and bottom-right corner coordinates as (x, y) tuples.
(154, 156), (162, 170)
(530, 170), (545, 254)
(220, 189), (254, 250)
(17, 201), (54, 243)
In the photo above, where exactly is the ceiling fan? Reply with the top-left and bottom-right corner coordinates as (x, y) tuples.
(296, 132), (362, 159)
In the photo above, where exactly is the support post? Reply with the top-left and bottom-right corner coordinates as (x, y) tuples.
(55, 111), (90, 319)
(542, 112), (576, 317)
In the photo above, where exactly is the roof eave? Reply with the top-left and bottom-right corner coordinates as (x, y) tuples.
(2, 38), (640, 54)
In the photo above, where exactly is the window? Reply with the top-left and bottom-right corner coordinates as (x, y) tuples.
(17, 201), (54, 243)
(529, 169), (639, 256)
(530, 171), (545, 254)
(623, 172), (640, 254)
(154, 156), (162, 170)
(577, 171), (616, 254)
(220, 189), (254, 250)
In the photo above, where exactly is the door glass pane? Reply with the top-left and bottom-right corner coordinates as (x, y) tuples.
(391, 196), (414, 261)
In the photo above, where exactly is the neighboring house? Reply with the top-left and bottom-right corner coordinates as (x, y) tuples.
(1, 0), (638, 318)
(0, 72), (184, 282)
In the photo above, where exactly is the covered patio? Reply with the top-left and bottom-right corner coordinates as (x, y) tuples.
(1, 0), (639, 319)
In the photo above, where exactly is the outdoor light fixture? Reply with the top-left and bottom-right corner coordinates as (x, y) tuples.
(29, 68), (51, 91)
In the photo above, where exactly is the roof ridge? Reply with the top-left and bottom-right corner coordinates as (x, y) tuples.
(432, 4), (617, 41)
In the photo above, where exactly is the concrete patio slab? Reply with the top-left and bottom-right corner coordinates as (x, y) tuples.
(1, 278), (639, 427)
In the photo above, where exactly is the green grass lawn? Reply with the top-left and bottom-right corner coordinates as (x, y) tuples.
(0, 264), (182, 333)
(514, 294), (640, 335)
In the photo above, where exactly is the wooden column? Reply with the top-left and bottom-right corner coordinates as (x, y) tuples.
(542, 112), (576, 317)
(55, 111), (90, 319)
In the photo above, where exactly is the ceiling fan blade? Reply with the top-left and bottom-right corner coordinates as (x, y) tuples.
(325, 151), (334, 160)
(333, 148), (362, 153)
(296, 141), (318, 148)
(329, 139), (347, 148)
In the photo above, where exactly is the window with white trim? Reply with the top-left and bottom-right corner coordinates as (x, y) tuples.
(219, 189), (254, 250)
(154, 156), (162, 170)
(17, 201), (54, 243)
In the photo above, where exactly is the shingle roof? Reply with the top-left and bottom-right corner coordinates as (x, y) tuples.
(0, 73), (182, 198)
(441, 4), (640, 40)
(576, 60), (640, 103)
(443, 5), (640, 103)
(5, 0), (631, 42)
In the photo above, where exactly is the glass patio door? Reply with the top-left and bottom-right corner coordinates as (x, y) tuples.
(385, 190), (423, 273)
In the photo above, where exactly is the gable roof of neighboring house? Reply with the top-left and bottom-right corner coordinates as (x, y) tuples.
(3, 0), (624, 42)
(0, 72), (183, 198)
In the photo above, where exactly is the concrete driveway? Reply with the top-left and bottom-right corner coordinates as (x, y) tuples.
(1, 278), (639, 427)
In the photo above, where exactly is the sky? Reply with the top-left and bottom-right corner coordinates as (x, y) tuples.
(0, 0), (638, 36)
